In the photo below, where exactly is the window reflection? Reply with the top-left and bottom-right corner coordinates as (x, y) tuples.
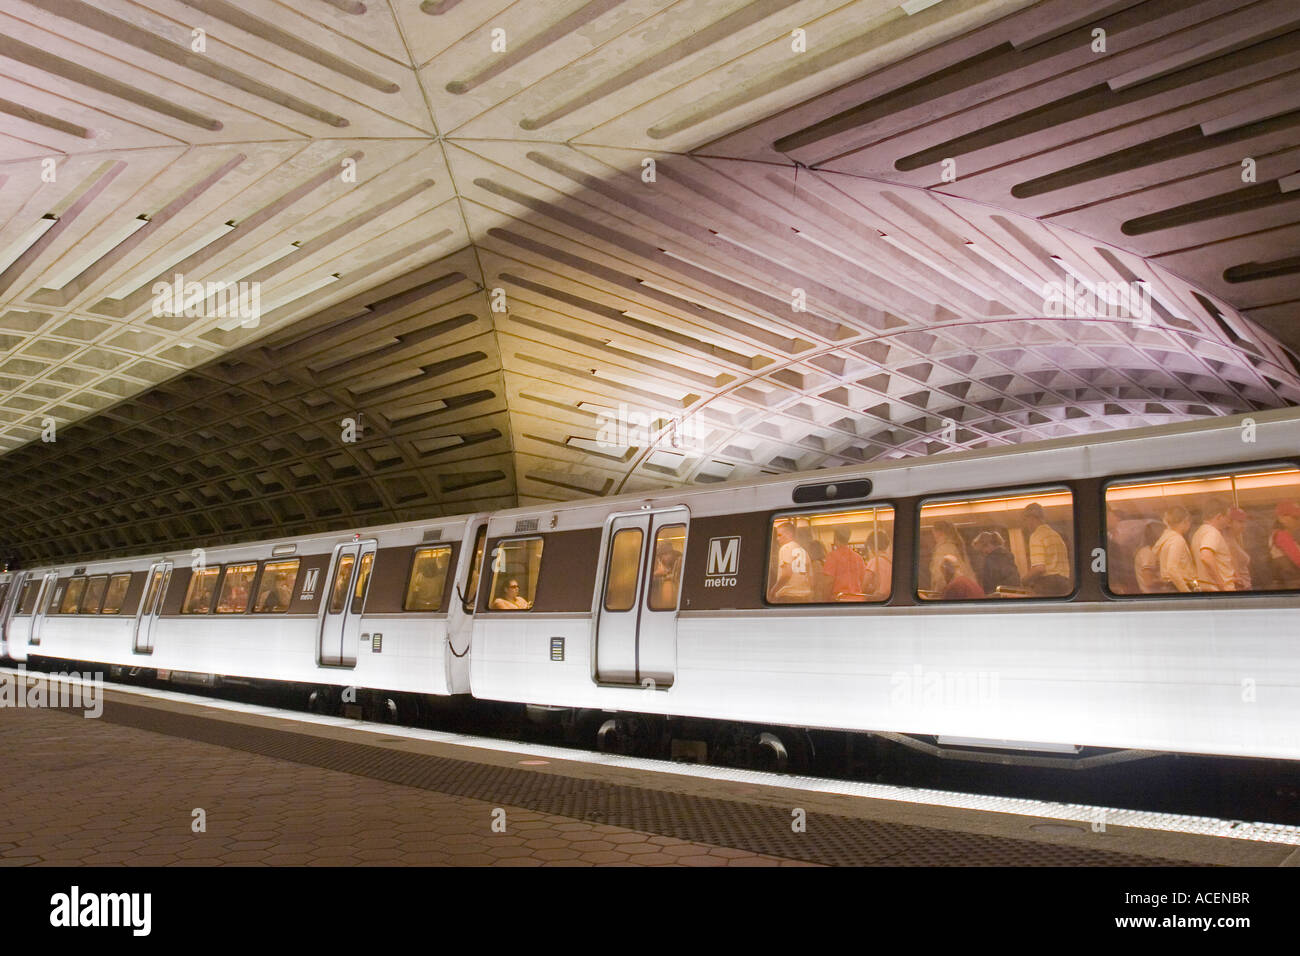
(766, 507), (894, 604)
(919, 490), (1074, 600)
(1106, 467), (1300, 593)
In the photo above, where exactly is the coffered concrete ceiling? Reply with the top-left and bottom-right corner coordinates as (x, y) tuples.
(0, 0), (1297, 563)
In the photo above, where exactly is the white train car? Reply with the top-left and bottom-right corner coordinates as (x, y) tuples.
(4, 407), (1300, 764)
(1, 516), (486, 699)
(470, 407), (1300, 762)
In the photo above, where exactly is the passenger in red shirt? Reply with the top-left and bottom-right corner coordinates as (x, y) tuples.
(822, 528), (868, 601)
(939, 554), (984, 600)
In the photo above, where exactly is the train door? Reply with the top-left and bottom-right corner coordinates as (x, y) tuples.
(594, 508), (688, 688)
(133, 562), (171, 654)
(318, 541), (374, 667)
(0, 572), (22, 653)
(28, 572), (58, 647)
(340, 541), (376, 667)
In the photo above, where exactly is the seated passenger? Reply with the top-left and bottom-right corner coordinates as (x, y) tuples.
(1133, 521), (1164, 593)
(1192, 497), (1235, 591)
(1226, 508), (1252, 591)
(939, 555), (983, 600)
(972, 530), (1019, 594)
(770, 521), (813, 602)
(1269, 500), (1300, 589)
(863, 530), (892, 600)
(928, 521), (974, 591)
(822, 528), (868, 601)
(1154, 507), (1197, 592)
(491, 578), (532, 610)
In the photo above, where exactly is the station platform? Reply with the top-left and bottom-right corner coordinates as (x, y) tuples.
(2, 674), (1298, 867)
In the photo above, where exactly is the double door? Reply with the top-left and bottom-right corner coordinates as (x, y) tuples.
(594, 508), (688, 688)
(319, 540), (376, 667)
(133, 562), (172, 654)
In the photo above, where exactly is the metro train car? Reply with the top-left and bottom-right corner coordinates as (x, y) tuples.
(4, 407), (1300, 768)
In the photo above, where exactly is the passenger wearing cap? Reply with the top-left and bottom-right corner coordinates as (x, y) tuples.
(1226, 507), (1252, 591)
(1192, 497), (1235, 591)
(1269, 500), (1300, 588)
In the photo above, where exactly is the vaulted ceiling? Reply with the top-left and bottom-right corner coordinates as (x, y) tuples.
(1, 0), (1297, 564)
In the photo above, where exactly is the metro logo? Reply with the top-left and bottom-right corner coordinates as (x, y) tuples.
(705, 537), (740, 587)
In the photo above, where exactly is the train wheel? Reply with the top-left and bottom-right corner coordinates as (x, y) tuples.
(595, 715), (654, 757)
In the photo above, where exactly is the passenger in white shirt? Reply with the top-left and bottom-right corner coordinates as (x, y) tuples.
(771, 521), (813, 602)
(1155, 506), (1197, 592)
(1191, 497), (1235, 591)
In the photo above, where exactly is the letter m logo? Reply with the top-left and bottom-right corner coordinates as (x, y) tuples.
(707, 537), (740, 576)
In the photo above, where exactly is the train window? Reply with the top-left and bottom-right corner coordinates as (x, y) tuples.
(17, 581), (40, 615)
(603, 528), (644, 612)
(80, 575), (109, 614)
(101, 574), (132, 615)
(487, 538), (542, 611)
(404, 546), (452, 612)
(350, 552), (374, 615)
(648, 525), (686, 611)
(463, 527), (487, 613)
(215, 563), (258, 614)
(917, 488), (1074, 601)
(141, 569), (165, 616)
(182, 567), (220, 614)
(60, 578), (87, 615)
(766, 506), (895, 604)
(253, 560), (300, 613)
(1105, 465), (1300, 594)
(328, 554), (356, 614)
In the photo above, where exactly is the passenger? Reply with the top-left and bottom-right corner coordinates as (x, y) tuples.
(1133, 521), (1164, 593)
(1191, 498), (1235, 591)
(972, 530), (1020, 595)
(272, 576), (293, 611)
(1226, 507), (1252, 591)
(1106, 505), (1146, 594)
(650, 541), (682, 608)
(795, 521), (831, 601)
(928, 521), (974, 592)
(822, 527), (868, 601)
(1155, 506), (1197, 592)
(770, 521), (813, 602)
(491, 578), (532, 610)
(1021, 503), (1071, 596)
(939, 555), (983, 600)
(863, 530), (892, 600)
(409, 555), (445, 608)
(1268, 500), (1300, 589)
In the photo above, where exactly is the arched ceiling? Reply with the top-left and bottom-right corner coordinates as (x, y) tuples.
(0, 0), (1297, 564)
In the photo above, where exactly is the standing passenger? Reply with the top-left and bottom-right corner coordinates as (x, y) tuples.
(1226, 508), (1252, 591)
(770, 522), (813, 602)
(1133, 521), (1164, 593)
(1268, 500), (1300, 589)
(822, 527), (868, 601)
(1022, 503), (1071, 596)
(863, 530), (893, 600)
(1191, 498), (1235, 591)
(1155, 507), (1197, 592)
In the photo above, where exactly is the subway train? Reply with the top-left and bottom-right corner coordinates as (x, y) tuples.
(3, 407), (1300, 770)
